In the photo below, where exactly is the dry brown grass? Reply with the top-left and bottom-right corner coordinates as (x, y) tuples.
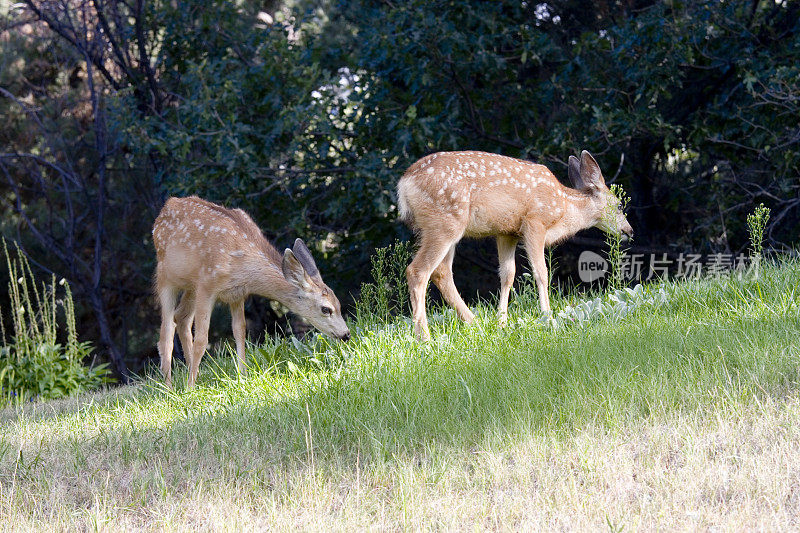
(1, 388), (798, 531)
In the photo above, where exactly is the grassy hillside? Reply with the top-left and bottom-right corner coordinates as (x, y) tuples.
(1, 259), (799, 530)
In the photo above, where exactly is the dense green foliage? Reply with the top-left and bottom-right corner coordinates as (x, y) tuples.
(1, 0), (798, 375)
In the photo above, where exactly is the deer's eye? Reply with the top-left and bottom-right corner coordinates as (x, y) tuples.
(321, 306), (333, 316)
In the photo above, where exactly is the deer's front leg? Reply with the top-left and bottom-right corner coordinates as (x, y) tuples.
(522, 225), (551, 314)
(496, 235), (519, 327)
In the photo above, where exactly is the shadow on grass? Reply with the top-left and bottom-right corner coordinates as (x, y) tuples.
(2, 257), (800, 520)
(2, 307), (798, 503)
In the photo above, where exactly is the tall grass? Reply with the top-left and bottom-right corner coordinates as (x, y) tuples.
(163, 255), (799, 439)
(0, 240), (109, 403)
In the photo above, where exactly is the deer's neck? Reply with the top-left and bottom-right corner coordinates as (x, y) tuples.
(245, 259), (301, 309)
(546, 190), (599, 246)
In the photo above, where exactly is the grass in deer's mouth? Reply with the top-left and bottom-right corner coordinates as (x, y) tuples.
(0, 259), (798, 530)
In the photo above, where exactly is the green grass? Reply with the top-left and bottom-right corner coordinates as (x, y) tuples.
(0, 259), (799, 530)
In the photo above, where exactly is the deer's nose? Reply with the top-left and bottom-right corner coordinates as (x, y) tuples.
(622, 225), (634, 240)
(340, 331), (351, 341)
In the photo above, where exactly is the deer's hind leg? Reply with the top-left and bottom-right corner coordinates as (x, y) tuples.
(188, 290), (215, 388)
(156, 283), (178, 387)
(230, 300), (247, 375)
(430, 244), (475, 323)
(175, 290), (195, 371)
(406, 228), (463, 342)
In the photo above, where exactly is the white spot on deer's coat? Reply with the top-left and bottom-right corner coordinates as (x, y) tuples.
(427, 167), (435, 174)
(230, 251), (244, 257)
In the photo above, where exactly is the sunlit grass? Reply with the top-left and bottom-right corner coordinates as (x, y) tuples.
(0, 259), (798, 530)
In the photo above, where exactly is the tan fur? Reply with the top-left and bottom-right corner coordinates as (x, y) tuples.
(398, 150), (633, 341)
(153, 196), (349, 387)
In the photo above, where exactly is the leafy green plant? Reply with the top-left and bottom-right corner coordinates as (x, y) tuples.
(746, 203), (771, 261)
(1, 240), (110, 404)
(604, 184), (631, 290)
(537, 284), (669, 330)
(354, 240), (413, 325)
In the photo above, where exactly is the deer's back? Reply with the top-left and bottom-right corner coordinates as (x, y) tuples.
(153, 196), (281, 290)
(398, 151), (568, 236)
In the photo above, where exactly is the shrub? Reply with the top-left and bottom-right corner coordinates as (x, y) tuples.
(353, 240), (413, 325)
(1, 240), (110, 404)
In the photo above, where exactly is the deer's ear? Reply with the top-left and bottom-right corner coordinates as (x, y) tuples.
(292, 238), (320, 280)
(580, 150), (605, 189)
(568, 155), (584, 190)
(282, 249), (313, 290)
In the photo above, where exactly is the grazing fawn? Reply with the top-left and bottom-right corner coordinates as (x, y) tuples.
(398, 150), (633, 341)
(153, 196), (350, 387)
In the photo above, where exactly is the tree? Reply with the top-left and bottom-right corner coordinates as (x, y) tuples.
(2, 0), (798, 374)
(0, 0), (172, 380)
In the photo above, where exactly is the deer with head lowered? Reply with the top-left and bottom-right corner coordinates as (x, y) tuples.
(153, 196), (350, 387)
(398, 150), (633, 341)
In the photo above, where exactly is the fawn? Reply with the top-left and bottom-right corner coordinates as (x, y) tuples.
(398, 150), (633, 341)
(153, 196), (350, 386)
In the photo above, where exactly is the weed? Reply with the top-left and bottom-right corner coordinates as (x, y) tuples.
(0, 239), (110, 403)
(353, 240), (413, 325)
(605, 184), (631, 290)
(747, 203), (771, 261)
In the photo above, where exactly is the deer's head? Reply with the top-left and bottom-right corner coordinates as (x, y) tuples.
(282, 238), (350, 341)
(568, 151), (634, 240)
